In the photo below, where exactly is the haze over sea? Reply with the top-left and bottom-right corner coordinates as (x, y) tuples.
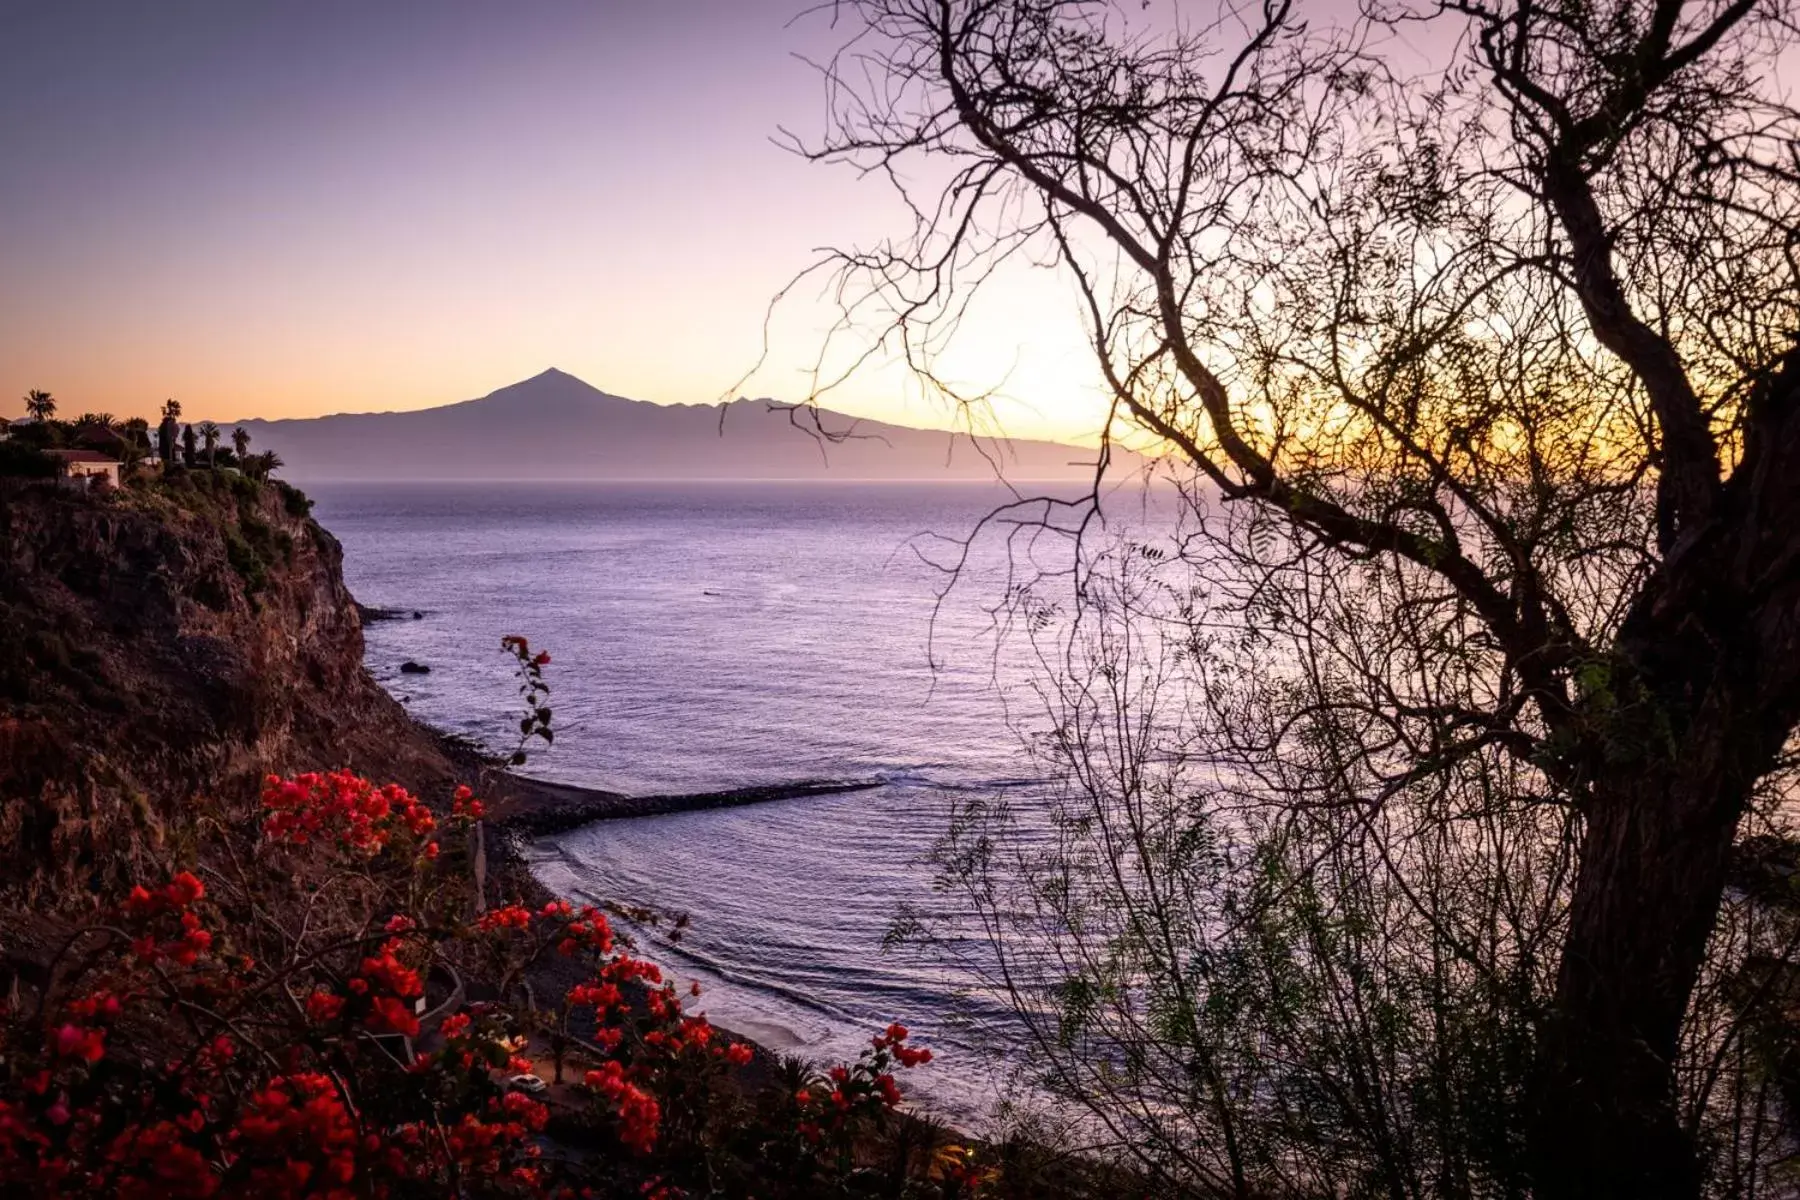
(309, 480), (1147, 1122)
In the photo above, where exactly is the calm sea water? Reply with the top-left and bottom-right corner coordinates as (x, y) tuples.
(307, 480), (1126, 1121)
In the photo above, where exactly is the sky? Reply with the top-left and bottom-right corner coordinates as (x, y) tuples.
(0, 0), (1107, 439)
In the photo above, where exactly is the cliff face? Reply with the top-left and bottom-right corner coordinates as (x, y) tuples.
(0, 473), (454, 904)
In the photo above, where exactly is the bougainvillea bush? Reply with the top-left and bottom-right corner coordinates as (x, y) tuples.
(0, 760), (992, 1199)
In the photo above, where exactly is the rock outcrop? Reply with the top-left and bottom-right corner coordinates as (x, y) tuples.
(0, 472), (454, 905)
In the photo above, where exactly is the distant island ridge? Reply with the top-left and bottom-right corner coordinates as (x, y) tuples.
(223, 368), (1129, 483)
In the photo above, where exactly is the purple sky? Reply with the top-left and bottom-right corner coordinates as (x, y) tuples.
(1, 0), (1105, 437)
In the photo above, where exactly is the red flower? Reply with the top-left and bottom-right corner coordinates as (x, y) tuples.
(167, 871), (206, 906)
(305, 991), (345, 1024)
(583, 1063), (660, 1153)
(499, 1090), (549, 1131)
(53, 1023), (105, 1063)
(365, 995), (421, 1037)
(477, 904), (533, 932)
(359, 950), (422, 999)
(234, 1074), (358, 1190)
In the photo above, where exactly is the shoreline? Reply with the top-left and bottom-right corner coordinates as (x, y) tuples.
(438, 732), (889, 1051)
(440, 735), (818, 1082)
(398, 705), (1001, 1146)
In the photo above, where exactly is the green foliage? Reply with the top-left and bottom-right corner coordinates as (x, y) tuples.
(7, 421), (66, 449)
(275, 479), (313, 517)
(224, 470), (260, 502)
(223, 505), (292, 597)
(137, 469), (304, 600)
(0, 442), (57, 478)
(910, 552), (1573, 1197)
(222, 528), (268, 595)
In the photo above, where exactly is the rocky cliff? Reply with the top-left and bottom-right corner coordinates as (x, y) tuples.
(0, 471), (455, 905)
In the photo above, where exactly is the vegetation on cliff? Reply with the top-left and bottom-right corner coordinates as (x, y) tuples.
(0, 472), (453, 906)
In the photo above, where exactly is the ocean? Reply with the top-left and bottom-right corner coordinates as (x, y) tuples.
(307, 480), (1136, 1123)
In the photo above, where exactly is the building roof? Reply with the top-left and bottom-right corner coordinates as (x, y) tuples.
(46, 449), (119, 464)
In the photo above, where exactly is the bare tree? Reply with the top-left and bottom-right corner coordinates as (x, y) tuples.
(794, 1), (1800, 1195)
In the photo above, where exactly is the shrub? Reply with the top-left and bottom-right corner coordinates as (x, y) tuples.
(222, 529), (268, 595)
(0, 771), (956, 1198)
(0, 442), (57, 479)
(274, 481), (312, 519)
(0, 644), (978, 1197)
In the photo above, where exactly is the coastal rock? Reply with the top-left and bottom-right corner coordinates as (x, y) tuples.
(357, 604), (427, 622)
(356, 603), (408, 622)
(400, 660), (431, 675)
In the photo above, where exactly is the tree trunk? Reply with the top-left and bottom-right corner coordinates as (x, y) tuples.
(1531, 756), (1745, 1199)
(1533, 359), (1800, 1197)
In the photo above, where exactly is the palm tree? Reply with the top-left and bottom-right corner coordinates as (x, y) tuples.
(160, 398), (181, 422)
(245, 450), (283, 481)
(23, 390), (55, 422)
(198, 421), (220, 468)
(232, 426), (250, 460)
(75, 412), (116, 430)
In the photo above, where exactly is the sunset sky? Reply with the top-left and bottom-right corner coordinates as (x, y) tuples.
(0, 0), (1105, 440)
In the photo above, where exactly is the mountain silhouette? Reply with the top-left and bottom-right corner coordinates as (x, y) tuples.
(225, 369), (1119, 482)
